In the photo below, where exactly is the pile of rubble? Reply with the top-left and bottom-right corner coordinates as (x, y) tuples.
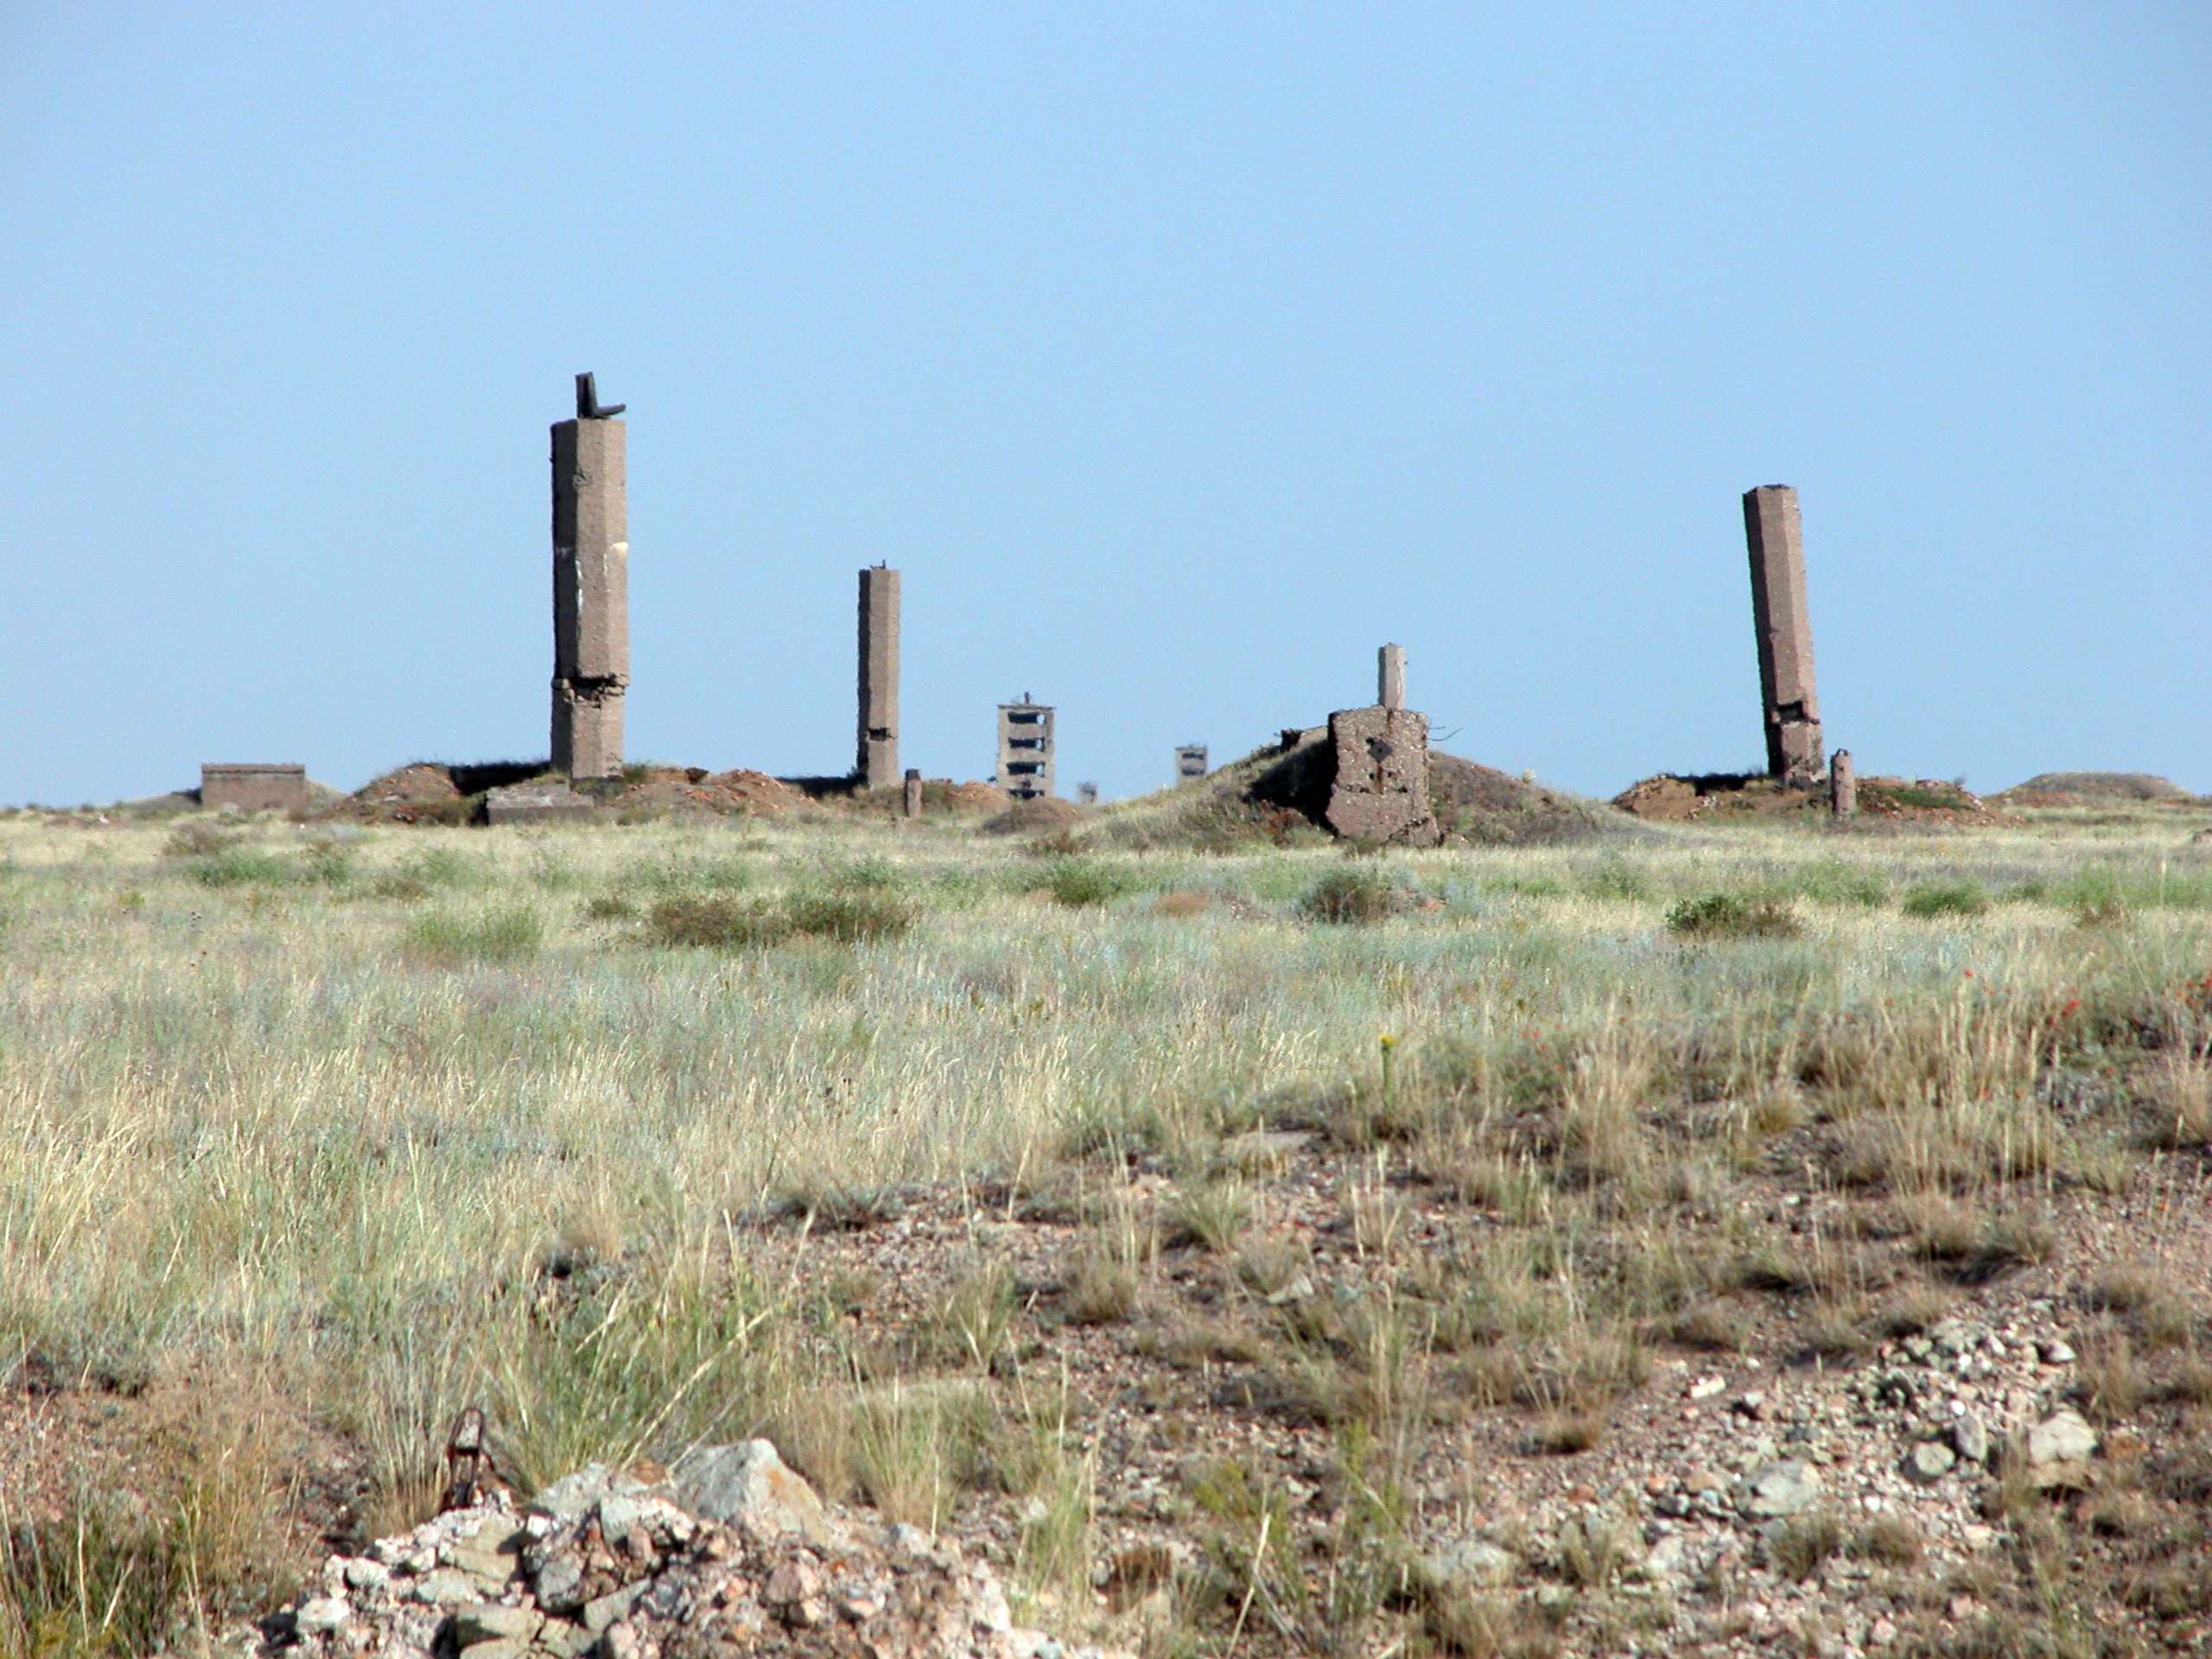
(268, 1440), (1123, 1659)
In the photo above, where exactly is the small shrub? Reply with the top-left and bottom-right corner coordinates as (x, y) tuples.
(1900, 879), (1990, 918)
(1666, 892), (1798, 940)
(1040, 858), (1131, 909)
(1770, 1511), (1845, 1580)
(404, 905), (543, 963)
(163, 820), (235, 858)
(188, 847), (296, 887)
(1852, 1513), (1923, 1567)
(646, 888), (915, 950)
(582, 893), (635, 921)
(1300, 865), (1418, 925)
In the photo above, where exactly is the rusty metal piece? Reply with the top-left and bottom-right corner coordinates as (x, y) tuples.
(442, 1406), (488, 1511)
(575, 372), (626, 419)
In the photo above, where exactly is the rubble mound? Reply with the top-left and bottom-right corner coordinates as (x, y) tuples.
(979, 797), (1086, 836)
(1991, 771), (2198, 807)
(1615, 772), (1996, 826)
(1090, 730), (1628, 849)
(608, 767), (812, 818)
(267, 1440), (1122, 1659)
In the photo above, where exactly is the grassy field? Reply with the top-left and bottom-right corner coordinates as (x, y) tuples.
(4, 800), (2211, 1655)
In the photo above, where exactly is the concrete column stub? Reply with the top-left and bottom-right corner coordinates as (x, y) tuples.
(550, 382), (629, 780)
(1742, 485), (1822, 787)
(1829, 749), (1858, 818)
(902, 768), (923, 818)
(857, 567), (901, 788)
(1378, 644), (1407, 711)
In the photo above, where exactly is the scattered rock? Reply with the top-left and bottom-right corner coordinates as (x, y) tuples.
(1738, 1459), (1821, 1518)
(1420, 1537), (1520, 1589)
(2025, 1409), (2098, 1489)
(1903, 1442), (1956, 1484)
(264, 1445), (1126, 1659)
(1951, 1413), (1991, 1465)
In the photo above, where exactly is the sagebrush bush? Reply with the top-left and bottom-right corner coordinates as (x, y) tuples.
(1040, 857), (1131, 909)
(1300, 864), (1418, 925)
(645, 887), (915, 949)
(404, 904), (543, 962)
(1901, 879), (1990, 918)
(1666, 891), (1798, 940)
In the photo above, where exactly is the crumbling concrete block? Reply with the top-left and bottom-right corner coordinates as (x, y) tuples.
(901, 767), (923, 819)
(1175, 744), (1207, 785)
(200, 763), (306, 814)
(1323, 707), (1440, 846)
(856, 567), (900, 788)
(551, 380), (628, 780)
(1743, 485), (1822, 787)
(483, 781), (597, 826)
(1829, 749), (1857, 818)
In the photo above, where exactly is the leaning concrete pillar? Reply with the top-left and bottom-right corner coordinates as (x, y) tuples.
(857, 566), (901, 787)
(902, 767), (923, 819)
(1743, 486), (1822, 786)
(1378, 644), (1406, 711)
(1829, 750), (1857, 817)
(551, 373), (628, 780)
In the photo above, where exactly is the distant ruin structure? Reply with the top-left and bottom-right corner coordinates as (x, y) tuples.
(902, 768), (923, 819)
(1743, 485), (1822, 787)
(200, 763), (306, 815)
(484, 780), (595, 825)
(551, 373), (628, 780)
(1829, 749), (1857, 818)
(996, 697), (1055, 800)
(1077, 782), (1099, 805)
(1175, 745), (1208, 785)
(1378, 644), (1406, 711)
(857, 566), (900, 788)
(1323, 707), (1440, 845)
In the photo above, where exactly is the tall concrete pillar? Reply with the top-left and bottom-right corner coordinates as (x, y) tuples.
(1378, 644), (1406, 711)
(1743, 485), (1822, 786)
(857, 566), (900, 787)
(902, 767), (923, 819)
(551, 374), (628, 780)
(1829, 749), (1857, 818)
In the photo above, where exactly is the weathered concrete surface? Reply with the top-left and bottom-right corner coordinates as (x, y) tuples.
(200, 763), (306, 814)
(996, 699), (1054, 800)
(901, 767), (923, 819)
(1323, 707), (1440, 846)
(483, 780), (597, 826)
(551, 408), (628, 779)
(1830, 749), (1857, 818)
(1743, 485), (1822, 786)
(1378, 644), (1406, 711)
(1175, 744), (1208, 785)
(857, 567), (900, 788)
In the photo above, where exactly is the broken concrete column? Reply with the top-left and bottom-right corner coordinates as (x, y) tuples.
(1175, 744), (1208, 785)
(200, 763), (307, 814)
(857, 566), (900, 788)
(902, 767), (923, 819)
(1830, 749), (1857, 818)
(1323, 707), (1440, 846)
(551, 376), (628, 780)
(1743, 485), (1822, 787)
(1378, 644), (1406, 711)
(996, 698), (1055, 800)
(1077, 782), (1099, 805)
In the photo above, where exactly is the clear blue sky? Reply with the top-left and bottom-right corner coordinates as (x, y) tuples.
(4, 3), (2206, 805)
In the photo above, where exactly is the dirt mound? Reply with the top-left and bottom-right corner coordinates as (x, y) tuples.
(1993, 772), (2197, 807)
(606, 766), (810, 817)
(1083, 729), (1628, 849)
(355, 764), (463, 805)
(979, 796), (1087, 836)
(943, 780), (1014, 812)
(1615, 771), (1998, 826)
